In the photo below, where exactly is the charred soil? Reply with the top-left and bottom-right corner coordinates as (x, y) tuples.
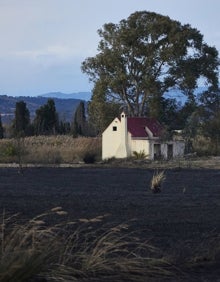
(1, 167), (220, 281)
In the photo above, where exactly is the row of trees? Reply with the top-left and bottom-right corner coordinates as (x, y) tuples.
(1, 87), (219, 143)
(0, 99), (88, 138)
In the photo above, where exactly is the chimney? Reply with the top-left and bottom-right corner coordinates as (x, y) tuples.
(116, 111), (128, 158)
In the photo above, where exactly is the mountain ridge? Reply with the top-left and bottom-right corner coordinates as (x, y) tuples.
(0, 87), (208, 125)
(40, 91), (91, 101)
(0, 93), (90, 124)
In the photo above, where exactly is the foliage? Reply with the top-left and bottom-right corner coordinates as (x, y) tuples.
(150, 170), (166, 193)
(0, 115), (4, 139)
(201, 114), (220, 154)
(192, 135), (220, 156)
(198, 89), (220, 153)
(82, 11), (219, 118)
(34, 99), (59, 135)
(178, 99), (199, 131)
(82, 151), (97, 164)
(58, 120), (71, 135)
(0, 95), (80, 128)
(133, 150), (148, 160)
(87, 80), (121, 135)
(0, 142), (17, 157)
(199, 88), (220, 116)
(148, 96), (181, 127)
(12, 101), (30, 136)
(72, 101), (87, 137)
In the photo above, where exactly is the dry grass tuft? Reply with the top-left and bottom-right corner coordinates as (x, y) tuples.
(0, 207), (67, 282)
(150, 170), (166, 193)
(0, 209), (175, 281)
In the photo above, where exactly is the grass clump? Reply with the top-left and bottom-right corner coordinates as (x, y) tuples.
(0, 209), (175, 281)
(0, 207), (67, 282)
(150, 170), (166, 193)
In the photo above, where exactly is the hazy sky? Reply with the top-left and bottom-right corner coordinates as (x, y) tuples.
(0, 0), (220, 97)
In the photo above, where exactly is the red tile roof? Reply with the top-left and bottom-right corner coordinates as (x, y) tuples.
(127, 117), (163, 138)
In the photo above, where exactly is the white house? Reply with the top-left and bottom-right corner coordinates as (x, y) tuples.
(102, 112), (185, 160)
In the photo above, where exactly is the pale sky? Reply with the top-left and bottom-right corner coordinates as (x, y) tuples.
(0, 0), (219, 97)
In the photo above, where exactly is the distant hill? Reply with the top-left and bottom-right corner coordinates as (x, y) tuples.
(0, 95), (85, 124)
(41, 92), (92, 101)
(0, 87), (207, 125)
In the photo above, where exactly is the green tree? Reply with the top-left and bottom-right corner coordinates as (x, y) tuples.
(199, 88), (220, 119)
(199, 89), (220, 153)
(178, 99), (199, 129)
(13, 101), (30, 136)
(0, 114), (4, 139)
(58, 120), (71, 135)
(82, 11), (219, 118)
(199, 111), (220, 155)
(88, 80), (120, 135)
(34, 99), (58, 135)
(72, 101), (87, 137)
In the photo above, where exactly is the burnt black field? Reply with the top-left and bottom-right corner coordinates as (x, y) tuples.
(1, 167), (220, 281)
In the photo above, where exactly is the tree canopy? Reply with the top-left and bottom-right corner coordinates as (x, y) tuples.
(71, 101), (87, 137)
(82, 11), (219, 117)
(34, 99), (58, 135)
(0, 114), (3, 139)
(13, 101), (30, 136)
(87, 80), (121, 134)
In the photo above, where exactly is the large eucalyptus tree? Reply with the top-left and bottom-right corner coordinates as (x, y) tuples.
(82, 11), (219, 117)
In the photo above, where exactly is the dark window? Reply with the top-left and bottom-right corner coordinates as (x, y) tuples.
(113, 126), (117, 131)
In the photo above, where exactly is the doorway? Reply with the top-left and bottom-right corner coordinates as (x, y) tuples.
(168, 144), (173, 159)
(154, 144), (161, 160)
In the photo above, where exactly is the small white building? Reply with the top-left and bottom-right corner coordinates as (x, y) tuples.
(102, 112), (185, 160)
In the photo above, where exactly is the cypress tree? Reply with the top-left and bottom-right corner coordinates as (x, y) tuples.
(13, 101), (30, 136)
(0, 114), (4, 139)
(72, 101), (86, 137)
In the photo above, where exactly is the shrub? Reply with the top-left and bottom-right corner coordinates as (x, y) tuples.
(133, 150), (148, 160)
(82, 151), (96, 164)
(2, 142), (17, 157)
(0, 141), (20, 163)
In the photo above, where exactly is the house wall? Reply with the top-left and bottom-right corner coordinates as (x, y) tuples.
(130, 138), (151, 158)
(151, 140), (185, 160)
(173, 141), (185, 157)
(102, 118), (121, 160)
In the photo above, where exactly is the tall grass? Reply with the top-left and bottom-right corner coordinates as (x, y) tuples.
(0, 208), (175, 282)
(0, 207), (66, 282)
(0, 136), (101, 164)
